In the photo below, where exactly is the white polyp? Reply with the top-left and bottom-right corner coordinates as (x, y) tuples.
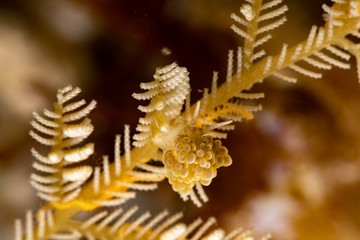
(43, 109), (60, 119)
(32, 157), (57, 172)
(289, 64), (322, 79)
(62, 100), (97, 122)
(60, 87), (81, 104)
(133, 131), (151, 141)
(223, 227), (244, 240)
(136, 124), (151, 132)
(254, 34), (272, 48)
(149, 212), (184, 240)
(50, 230), (81, 240)
(186, 91), (191, 122)
(93, 167), (100, 194)
(257, 5), (288, 22)
(191, 101), (201, 125)
(230, 13), (250, 27)
(63, 143), (94, 162)
(326, 17), (334, 41)
(304, 25), (317, 53)
(325, 45), (351, 60)
(277, 43), (288, 67)
(189, 189), (202, 208)
(30, 180), (60, 193)
(136, 210), (169, 239)
(29, 131), (57, 146)
(30, 121), (58, 136)
(263, 56), (272, 74)
(314, 52), (351, 69)
(236, 47), (242, 83)
(46, 210), (54, 228)
(37, 210), (45, 238)
(140, 81), (159, 90)
(32, 112), (59, 128)
(81, 211), (108, 230)
(26, 210), (33, 240)
(30, 148), (52, 164)
(250, 49), (266, 62)
(14, 219), (22, 240)
(240, 3), (256, 21)
(48, 150), (64, 164)
(315, 27), (325, 48)
(177, 218), (203, 240)
(273, 72), (297, 83)
(230, 25), (253, 40)
(191, 217), (217, 240)
(291, 44), (303, 61)
(61, 188), (81, 203)
(260, 0), (283, 11)
(37, 192), (60, 202)
(195, 182), (209, 203)
(159, 224), (187, 240)
(256, 16), (287, 34)
(123, 212), (151, 236)
(208, 120), (233, 131)
(132, 88), (159, 100)
(101, 156), (110, 186)
(61, 179), (83, 194)
(63, 122), (94, 138)
(96, 208), (124, 232)
(303, 57), (332, 70)
(115, 134), (121, 176)
(59, 84), (73, 94)
(62, 166), (92, 182)
(200, 89), (209, 116)
(211, 72), (218, 105)
(226, 50), (234, 93)
(110, 206), (139, 234)
(138, 104), (156, 113)
(202, 229), (225, 240)
(124, 125), (131, 168)
(63, 99), (86, 113)
(62, 137), (86, 149)
(30, 173), (58, 184)
(322, 4), (344, 17)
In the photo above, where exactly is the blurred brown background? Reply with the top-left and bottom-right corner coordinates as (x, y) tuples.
(1, 0), (360, 239)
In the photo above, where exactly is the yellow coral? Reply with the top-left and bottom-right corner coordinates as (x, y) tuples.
(163, 127), (232, 195)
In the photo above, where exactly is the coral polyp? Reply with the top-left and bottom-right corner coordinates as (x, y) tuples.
(163, 127), (232, 195)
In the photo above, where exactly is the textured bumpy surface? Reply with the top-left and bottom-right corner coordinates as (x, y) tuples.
(133, 62), (235, 201)
(133, 62), (190, 149)
(163, 131), (232, 195)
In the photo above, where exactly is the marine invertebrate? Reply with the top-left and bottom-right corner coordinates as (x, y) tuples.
(12, 0), (360, 239)
(29, 85), (96, 205)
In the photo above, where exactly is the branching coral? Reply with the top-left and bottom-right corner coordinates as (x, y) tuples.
(13, 0), (360, 239)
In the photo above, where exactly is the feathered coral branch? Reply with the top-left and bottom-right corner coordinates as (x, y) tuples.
(29, 85), (96, 205)
(15, 206), (270, 240)
(15, 0), (360, 239)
